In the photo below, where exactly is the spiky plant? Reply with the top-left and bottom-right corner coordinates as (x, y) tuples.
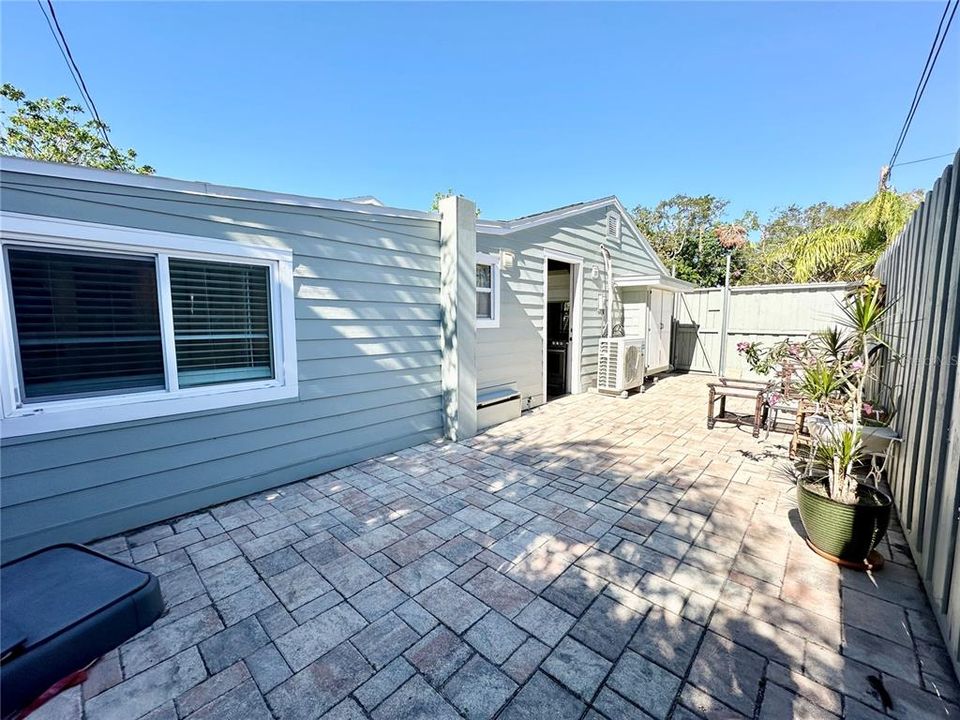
(813, 426), (864, 504)
(813, 326), (853, 368)
(797, 359), (847, 408)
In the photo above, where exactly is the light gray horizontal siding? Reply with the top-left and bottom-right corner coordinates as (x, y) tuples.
(477, 206), (662, 406)
(0, 171), (443, 558)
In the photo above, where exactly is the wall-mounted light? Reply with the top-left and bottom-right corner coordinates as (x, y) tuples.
(590, 265), (600, 280)
(499, 249), (515, 269)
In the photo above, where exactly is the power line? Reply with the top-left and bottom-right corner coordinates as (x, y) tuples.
(889, 0), (958, 172)
(35, 0), (116, 152)
(892, 151), (956, 168)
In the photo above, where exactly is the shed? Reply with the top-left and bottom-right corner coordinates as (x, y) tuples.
(474, 197), (692, 424)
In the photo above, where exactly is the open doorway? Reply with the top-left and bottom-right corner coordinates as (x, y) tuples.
(545, 257), (580, 400)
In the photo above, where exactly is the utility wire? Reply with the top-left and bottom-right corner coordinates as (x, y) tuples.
(889, 0), (958, 172)
(35, 0), (116, 152)
(892, 151), (956, 168)
(889, 0), (950, 165)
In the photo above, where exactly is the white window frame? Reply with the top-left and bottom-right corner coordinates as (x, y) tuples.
(476, 252), (501, 329)
(0, 212), (298, 437)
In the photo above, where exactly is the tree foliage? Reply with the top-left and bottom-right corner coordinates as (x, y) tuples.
(741, 190), (919, 284)
(430, 189), (480, 216)
(636, 188), (920, 287)
(776, 189), (920, 282)
(633, 194), (758, 287)
(1, 84), (153, 174)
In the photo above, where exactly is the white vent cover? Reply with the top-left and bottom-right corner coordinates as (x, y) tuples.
(597, 337), (645, 393)
(606, 212), (621, 241)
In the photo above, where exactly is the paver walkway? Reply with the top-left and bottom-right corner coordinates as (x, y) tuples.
(40, 374), (958, 720)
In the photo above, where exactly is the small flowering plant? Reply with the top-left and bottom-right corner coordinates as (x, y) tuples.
(737, 339), (811, 378)
(740, 278), (893, 505)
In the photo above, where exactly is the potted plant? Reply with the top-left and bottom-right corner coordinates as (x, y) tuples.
(795, 279), (894, 568)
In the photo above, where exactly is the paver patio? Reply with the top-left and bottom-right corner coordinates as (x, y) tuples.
(42, 373), (959, 719)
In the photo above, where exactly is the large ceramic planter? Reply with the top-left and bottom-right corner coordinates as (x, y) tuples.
(797, 479), (892, 565)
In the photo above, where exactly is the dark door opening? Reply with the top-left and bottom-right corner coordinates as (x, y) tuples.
(546, 259), (572, 400)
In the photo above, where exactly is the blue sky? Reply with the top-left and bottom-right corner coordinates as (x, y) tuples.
(2, 2), (957, 221)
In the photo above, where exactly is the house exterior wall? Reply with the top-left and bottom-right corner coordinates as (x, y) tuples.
(476, 206), (662, 407)
(0, 168), (445, 558)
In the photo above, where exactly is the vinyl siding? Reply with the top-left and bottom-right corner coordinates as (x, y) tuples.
(0, 170), (444, 558)
(476, 206), (662, 407)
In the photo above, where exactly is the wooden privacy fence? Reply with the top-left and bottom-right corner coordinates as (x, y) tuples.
(672, 282), (854, 378)
(875, 150), (960, 674)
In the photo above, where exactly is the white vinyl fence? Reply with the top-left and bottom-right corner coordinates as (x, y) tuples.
(672, 282), (856, 378)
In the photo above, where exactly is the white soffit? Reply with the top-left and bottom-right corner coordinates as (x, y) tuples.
(614, 273), (695, 293)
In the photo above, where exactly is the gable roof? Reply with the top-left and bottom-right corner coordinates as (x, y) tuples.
(477, 196), (669, 275)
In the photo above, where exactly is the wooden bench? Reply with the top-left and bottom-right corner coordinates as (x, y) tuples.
(706, 379), (770, 438)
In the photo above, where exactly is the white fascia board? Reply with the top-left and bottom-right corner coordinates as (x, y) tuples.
(477, 195), (671, 276)
(614, 273), (696, 293)
(0, 156), (437, 222)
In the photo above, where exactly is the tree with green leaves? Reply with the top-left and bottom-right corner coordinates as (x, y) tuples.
(633, 194), (758, 287)
(1, 84), (153, 174)
(780, 187), (920, 282)
(739, 201), (855, 284)
(742, 188), (920, 284)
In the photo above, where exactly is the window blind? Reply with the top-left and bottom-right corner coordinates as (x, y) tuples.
(7, 248), (165, 401)
(476, 263), (493, 319)
(168, 258), (273, 388)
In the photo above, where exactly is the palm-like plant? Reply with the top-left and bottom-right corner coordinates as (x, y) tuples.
(813, 327), (852, 368)
(806, 279), (891, 502)
(784, 189), (918, 282)
(797, 359), (847, 407)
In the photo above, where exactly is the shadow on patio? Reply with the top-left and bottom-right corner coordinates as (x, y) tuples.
(35, 373), (960, 720)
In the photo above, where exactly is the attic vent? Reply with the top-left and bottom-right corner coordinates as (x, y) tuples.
(606, 212), (621, 241)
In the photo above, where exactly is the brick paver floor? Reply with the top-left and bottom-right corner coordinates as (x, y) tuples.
(41, 373), (959, 719)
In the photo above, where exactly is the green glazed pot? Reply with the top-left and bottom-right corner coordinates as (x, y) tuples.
(797, 479), (892, 563)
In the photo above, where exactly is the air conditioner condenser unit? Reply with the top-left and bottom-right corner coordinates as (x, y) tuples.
(597, 337), (645, 395)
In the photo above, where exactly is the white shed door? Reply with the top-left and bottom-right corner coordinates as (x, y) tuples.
(646, 290), (672, 371)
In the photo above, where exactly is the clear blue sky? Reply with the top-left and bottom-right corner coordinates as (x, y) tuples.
(2, 1), (958, 221)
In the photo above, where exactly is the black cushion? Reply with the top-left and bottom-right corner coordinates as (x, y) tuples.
(1, 544), (164, 717)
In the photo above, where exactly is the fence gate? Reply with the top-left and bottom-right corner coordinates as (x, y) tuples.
(672, 282), (854, 378)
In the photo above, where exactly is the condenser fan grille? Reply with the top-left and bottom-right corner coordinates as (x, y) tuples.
(596, 337), (645, 393)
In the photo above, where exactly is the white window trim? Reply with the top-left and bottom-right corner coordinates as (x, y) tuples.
(0, 212), (298, 437)
(476, 252), (500, 329)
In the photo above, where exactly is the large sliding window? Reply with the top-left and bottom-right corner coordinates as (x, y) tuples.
(1, 213), (298, 437)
